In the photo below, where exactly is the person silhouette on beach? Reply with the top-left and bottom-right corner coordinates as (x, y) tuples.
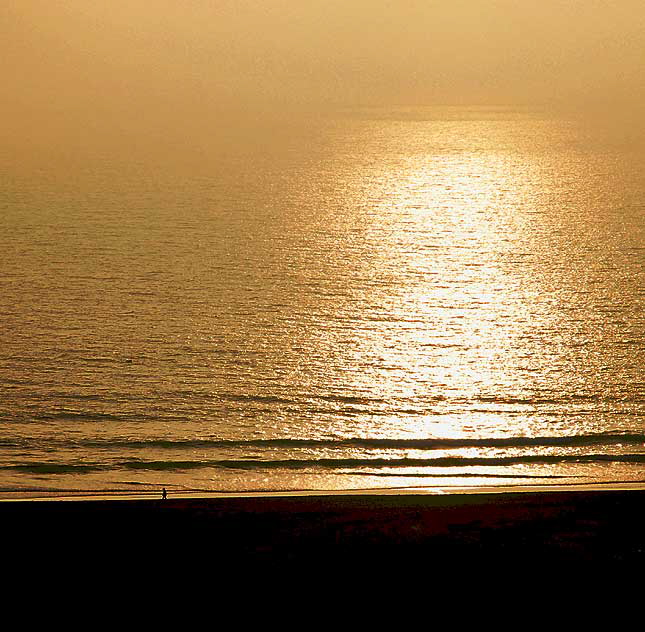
(162, 487), (167, 500)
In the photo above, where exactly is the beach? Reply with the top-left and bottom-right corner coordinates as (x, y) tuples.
(4, 487), (645, 576)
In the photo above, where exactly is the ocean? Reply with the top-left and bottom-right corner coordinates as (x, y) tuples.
(1, 106), (644, 497)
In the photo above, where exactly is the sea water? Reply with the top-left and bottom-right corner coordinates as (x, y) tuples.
(1, 107), (644, 496)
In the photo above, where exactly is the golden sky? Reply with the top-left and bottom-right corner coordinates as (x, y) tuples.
(3, 1), (644, 160)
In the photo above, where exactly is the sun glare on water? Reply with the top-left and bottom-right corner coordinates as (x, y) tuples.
(316, 113), (570, 447)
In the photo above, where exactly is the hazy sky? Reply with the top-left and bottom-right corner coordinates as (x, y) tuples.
(3, 1), (645, 162)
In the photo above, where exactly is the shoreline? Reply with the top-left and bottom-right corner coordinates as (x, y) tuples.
(2, 479), (645, 502)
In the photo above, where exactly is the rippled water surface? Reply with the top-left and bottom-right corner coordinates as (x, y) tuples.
(1, 107), (644, 494)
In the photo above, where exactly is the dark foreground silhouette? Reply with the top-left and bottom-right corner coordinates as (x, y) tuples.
(3, 489), (644, 578)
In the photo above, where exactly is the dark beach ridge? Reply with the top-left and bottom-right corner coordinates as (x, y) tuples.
(4, 486), (645, 575)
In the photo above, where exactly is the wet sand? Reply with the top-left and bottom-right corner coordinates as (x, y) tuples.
(3, 487), (645, 576)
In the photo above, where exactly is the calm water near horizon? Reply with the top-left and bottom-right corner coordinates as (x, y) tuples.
(1, 106), (644, 496)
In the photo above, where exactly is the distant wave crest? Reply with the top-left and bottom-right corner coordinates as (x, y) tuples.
(3, 431), (643, 451)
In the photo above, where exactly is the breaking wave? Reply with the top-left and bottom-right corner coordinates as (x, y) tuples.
(4, 451), (645, 475)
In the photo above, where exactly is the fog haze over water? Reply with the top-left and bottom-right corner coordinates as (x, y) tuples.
(1, 3), (644, 494)
(3, 1), (645, 165)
